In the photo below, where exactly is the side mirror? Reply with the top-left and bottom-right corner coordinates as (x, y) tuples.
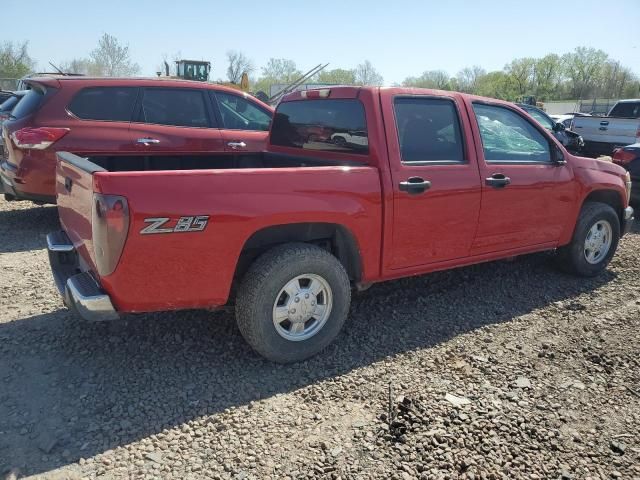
(552, 122), (566, 132)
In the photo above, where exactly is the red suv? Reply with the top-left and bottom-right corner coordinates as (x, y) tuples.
(0, 77), (274, 204)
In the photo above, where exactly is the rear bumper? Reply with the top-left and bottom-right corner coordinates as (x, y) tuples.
(622, 206), (634, 236)
(47, 231), (119, 321)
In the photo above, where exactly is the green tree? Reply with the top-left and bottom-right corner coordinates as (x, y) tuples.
(476, 71), (517, 100)
(253, 58), (302, 94)
(354, 60), (383, 86)
(456, 66), (486, 93)
(317, 68), (356, 85)
(532, 54), (564, 100)
(90, 33), (140, 77)
(402, 70), (451, 89)
(562, 47), (608, 99)
(504, 57), (535, 96)
(0, 41), (35, 79)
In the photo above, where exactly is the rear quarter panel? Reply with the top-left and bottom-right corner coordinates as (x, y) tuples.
(94, 166), (382, 312)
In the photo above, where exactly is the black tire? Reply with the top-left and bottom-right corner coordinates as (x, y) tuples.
(236, 243), (351, 363)
(557, 201), (620, 277)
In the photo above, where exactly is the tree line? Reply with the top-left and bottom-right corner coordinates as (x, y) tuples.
(2, 36), (638, 102)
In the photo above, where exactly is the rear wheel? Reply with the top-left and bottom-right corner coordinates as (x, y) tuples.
(557, 202), (620, 276)
(236, 243), (351, 363)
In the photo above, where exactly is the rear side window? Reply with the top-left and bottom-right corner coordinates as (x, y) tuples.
(394, 97), (465, 163)
(10, 88), (45, 119)
(69, 87), (137, 121)
(270, 99), (368, 154)
(140, 88), (211, 128)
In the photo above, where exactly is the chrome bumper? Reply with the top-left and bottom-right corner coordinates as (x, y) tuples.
(47, 231), (119, 321)
(622, 206), (634, 236)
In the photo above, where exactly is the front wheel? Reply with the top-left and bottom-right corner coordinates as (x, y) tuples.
(236, 243), (351, 363)
(557, 202), (620, 277)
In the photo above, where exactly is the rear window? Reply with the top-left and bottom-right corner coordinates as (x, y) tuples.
(270, 99), (368, 154)
(10, 88), (45, 119)
(69, 87), (138, 121)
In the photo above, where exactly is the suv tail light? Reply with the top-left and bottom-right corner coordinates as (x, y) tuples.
(612, 148), (636, 166)
(11, 127), (69, 150)
(92, 193), (129, 276)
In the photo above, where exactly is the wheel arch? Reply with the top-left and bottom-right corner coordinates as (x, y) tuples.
(582, 188), (625, 224)
(234, 222), (363, 285)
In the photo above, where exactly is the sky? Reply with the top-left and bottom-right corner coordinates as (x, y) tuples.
(3, 0), (639, 85)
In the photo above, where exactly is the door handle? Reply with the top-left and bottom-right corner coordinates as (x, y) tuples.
(399, 176), (431, 195)
(485, 173), (511, 188)
(137, 138), (160, 145)
(227, 141), (247, 150)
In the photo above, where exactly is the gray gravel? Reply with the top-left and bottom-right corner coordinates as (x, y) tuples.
(0, 199), (639, 480)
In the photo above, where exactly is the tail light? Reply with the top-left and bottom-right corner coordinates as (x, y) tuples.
(92, 193), (129, 276)
(11, 127), (69, 150)
(612, 148), (637, 166)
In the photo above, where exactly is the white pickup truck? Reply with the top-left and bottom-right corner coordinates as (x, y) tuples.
(572, 99), (640, 157)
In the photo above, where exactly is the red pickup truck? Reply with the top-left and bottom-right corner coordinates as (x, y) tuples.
(47, 86), (634, 363)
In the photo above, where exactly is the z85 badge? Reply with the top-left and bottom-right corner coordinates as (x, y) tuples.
(140, 216), (209, 234)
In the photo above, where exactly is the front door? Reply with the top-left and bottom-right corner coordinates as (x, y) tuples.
(211, 91), (272, 154)
(383, 93), (482, 270)
(466, 101), (576, 255)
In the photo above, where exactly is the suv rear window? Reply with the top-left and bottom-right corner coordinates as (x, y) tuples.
(69, 87), (138, 121)
(270, 99), (368, 154)
(10, 88), (45, 119)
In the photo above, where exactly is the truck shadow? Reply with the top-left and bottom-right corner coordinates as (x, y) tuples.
(0, 250), (621, 476)
(0, 203), (59, 254)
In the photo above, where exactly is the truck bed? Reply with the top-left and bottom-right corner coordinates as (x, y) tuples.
(54, 152), (382, 312)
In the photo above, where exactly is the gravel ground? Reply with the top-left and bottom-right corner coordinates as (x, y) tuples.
(0, 199), (639, 480)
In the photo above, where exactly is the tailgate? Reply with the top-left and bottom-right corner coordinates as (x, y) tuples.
(56, 152), (103, 272)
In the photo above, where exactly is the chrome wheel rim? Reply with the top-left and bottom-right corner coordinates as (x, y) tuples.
(272, 274), (333, 342)
(584, 220), (613, 265)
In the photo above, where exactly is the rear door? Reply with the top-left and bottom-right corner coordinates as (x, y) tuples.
(382, 92), (482, 270)
(467, 101), (575, 255)
(62, 86), (138, 154)
(211, 91), (272, 153)
(130, 87), (224, 154)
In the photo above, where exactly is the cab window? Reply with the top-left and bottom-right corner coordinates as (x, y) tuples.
(473, 103), (551, 163)
(394, 97), (465, 163)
